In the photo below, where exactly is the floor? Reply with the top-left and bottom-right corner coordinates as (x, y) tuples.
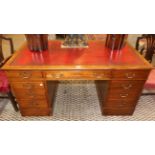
(1, 34), (155, 121)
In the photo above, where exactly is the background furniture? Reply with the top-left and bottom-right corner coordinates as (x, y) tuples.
(87, 34), (107, 40)
(106, 34), (128, 50)
(136, 34), (155, 95)
(136, 34), (155, 62)
(0, 35), (18, 111)
(56, 34), (66, 39)
(2, 40), (152, 116)
(25, 34), (48, 51)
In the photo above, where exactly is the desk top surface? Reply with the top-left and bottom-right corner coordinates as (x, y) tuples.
(2, 40), (152, 70)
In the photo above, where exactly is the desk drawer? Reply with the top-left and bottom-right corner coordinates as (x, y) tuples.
(109, 80), (145, 91)
(107, 90), (141, 100)
(6, 71), (43, 80)
(108, 80), (144, 100)
(112, 70), (150, 80)
(11, 82), (45, 90)
(102, 107), (135, 115)
(104, 99), (136, 108)
(44, 70), (111, 80)
(15, 91), (46, 100)
(12, 87), (45, 96)
(18, 99), (49, 108)
(20, 107), (51, 116)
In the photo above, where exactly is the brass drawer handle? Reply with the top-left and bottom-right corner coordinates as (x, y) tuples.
(26, 92), (34, 95)
(29, 95), (36, 98)
(39, 83), (44, 87)
(93, 73), (104, 78)
(118, 102), (127, 107)
(125, 73), (135, 79)
(22, 84), (34, 89)
(19, 72), (32, 79)
(121, 84), (133, 90)
(26, 92), (36, 97)
(28, 101), (39, 106)
(22, 83), (43, 89)
(46, 74), (52, 78)
(120, 93), (128, 98)
(46, 74), (64, 79)
(54, 74), (64, 79)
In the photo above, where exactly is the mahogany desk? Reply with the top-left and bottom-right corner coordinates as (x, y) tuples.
(2, 40), (152, 116)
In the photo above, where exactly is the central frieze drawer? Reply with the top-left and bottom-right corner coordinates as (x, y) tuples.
(44, 70), (111, 80)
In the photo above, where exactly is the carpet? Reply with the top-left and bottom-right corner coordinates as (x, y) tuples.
(0, 81), (155, 121)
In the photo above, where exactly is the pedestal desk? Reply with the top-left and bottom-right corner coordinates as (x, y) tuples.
(2, 40), (152, 116)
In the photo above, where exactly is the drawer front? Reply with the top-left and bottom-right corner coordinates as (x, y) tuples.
(112, 70), (150, 80)
(11, 82), (45, 90)
(108, 81), (144, 100)
(102, 107), (135, 115)
(6, 71), (43, 80)
(12, 87), (46, 99)
(103, 99), (137, 108)
(18, 99), (49, 108)
(44, 70), (111, 80)
(109, 80), (145, 90)
(20, 107), (51, 116)
(15, 92), (46, 100)
(107, 90), (141, 100)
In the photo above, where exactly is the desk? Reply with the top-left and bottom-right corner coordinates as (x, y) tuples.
(2, 40), (152, 116)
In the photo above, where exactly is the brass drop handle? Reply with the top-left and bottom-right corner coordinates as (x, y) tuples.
(118, 102), (127, 107)
(29, 101), (39, 106)
(46, 74), (52, 78)
(26, 91), (34, 95)
(120, 93), (128, 98)
(93, 73), (104, 78)
(29, 94), (36, 98)
(22, 84), (34, 89)
(47, 73), (64, 79)
(125, 73), (135, 79)
(121, 84), (132, 90)
(54, 74), (64, 79)
(20, 72), (32, 79)
(39, 83), (44, 87)
(26, 91), (36, 97)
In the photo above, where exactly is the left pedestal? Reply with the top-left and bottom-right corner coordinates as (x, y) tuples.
(6, 70), (57, 116)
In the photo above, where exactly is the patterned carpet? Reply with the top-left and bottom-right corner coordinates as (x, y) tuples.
(0, 81), (155, 121)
